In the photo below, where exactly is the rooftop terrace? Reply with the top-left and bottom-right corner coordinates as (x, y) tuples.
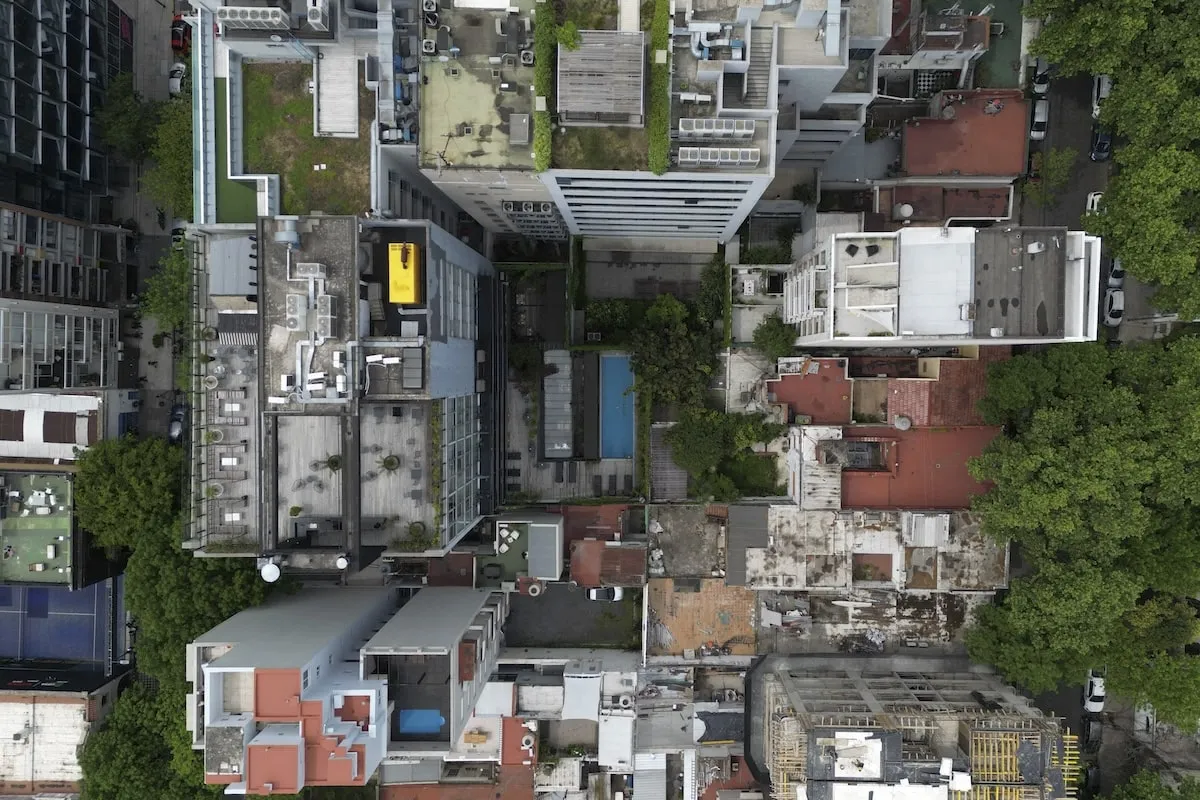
(902, 90), (1028, 178)
(0, 472), (73, 584)
(417, 0), (539, 171)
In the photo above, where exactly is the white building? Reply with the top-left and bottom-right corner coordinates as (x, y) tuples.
(781, 215), (1102, 346)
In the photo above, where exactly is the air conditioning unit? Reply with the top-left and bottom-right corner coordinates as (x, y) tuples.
(522, 202), (534, 213)
(502, 201), (516, 213)
(422, 0), (438, 9)
(422, 39), (437, 55)
(307, 0), (328, 31)
(539, 203), (553, 213)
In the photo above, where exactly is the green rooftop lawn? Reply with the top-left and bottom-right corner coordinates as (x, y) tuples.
(554, 125), (650, 171)
(241, 62), (372, 216)
(213, 79), (259, 224)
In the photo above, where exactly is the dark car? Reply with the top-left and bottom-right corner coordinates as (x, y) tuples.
(1090, 126), (1113, 162)
(168, 403), (187, 443)
(171, 15), (191, 55)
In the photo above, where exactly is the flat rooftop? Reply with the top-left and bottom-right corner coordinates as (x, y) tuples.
(418, 0), (539, 170)
(902, 91), (1027, 177)
(569, 540), (647, 587)
(880, 185), (1012, 223)
(558, 30), (645, 126)
(971, 227), (1066, 338)
(646, 577), (756, 657)
(767, 358), (854, 425)
(0, 472), (73, 584)
(839, 426), (999, 509)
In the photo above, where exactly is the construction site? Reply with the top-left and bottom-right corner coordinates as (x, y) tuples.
(751, 655), (1079, 800)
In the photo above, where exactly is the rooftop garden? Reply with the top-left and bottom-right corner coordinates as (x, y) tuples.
(554, 126), (650, 170)
(242, 62), (373, 215)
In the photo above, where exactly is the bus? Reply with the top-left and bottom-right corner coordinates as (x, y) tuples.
(388, 242), (420, 304)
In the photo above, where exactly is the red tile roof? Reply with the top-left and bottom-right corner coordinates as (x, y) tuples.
(768, 358), (853, 425)
(840, 426), (999, 509)
(501, 717), (537, 766)
(254, 668), (302, 720)
(246, 743), (301, 795)
(380, 765), (536, 800)
(885, 185), (1012, 222)
(557, 504), (629, 549)
(886, 348), (1010, 428)
(570, 540), (648, 587)
(903, 91), (1028, 177)
(426, 551), (477, 587)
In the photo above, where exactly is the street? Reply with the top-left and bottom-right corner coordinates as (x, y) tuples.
(1021, 74), (1160, 341)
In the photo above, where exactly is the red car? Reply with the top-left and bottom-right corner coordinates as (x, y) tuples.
(171, 15), (191, 55)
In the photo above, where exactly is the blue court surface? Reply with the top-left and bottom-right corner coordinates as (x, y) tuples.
(0, 578), (115, 663)
(599, 354), (636, 459)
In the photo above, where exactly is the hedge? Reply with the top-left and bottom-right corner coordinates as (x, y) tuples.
(646, 0), (672, 174)
(533, 13), (558, 171)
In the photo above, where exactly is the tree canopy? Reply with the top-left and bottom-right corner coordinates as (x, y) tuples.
(629, 294), (717, 408)
(965, 339), (1200, 726)
(142, 247), (194, 333)
(1031, 0), (1200, 316)
(1111, 772), (1200, 800)
(74, 435), (183, 549)
(142, 91), (195, 218)
(95, 73), (162, 163)
(664, 407), (786, 500)
(752, 312), (796, 363)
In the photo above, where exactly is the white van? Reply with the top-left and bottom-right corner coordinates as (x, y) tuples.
(1092, 75), (1112, 119)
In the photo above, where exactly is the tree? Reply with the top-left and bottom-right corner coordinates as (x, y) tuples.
(586, 299), (635, 333)
(629, 295), (715, 407)
(1022, 147), (1078, 208)
(694, 255), (729, 328)
(752, 312), (796, 363)
(74, 436), (183, 549)
(1024, 0), (1156, 77)
(665, 408), (786, 499)
(556, 21), (581, 50)
(142, 92), (195, 218)
(95, 73), (162, 163)
(965, 338), (1200, 725)
(142, 247), (194, 333)
(1111, 773), (1200, 800)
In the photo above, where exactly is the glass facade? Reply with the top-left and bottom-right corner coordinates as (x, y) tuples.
(440, 393), (481, 544)
(0, 0), (134, 220)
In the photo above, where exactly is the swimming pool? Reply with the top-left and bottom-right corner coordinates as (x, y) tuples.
(599, 354), (636, 459)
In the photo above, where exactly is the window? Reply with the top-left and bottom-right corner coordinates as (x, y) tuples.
(843, 440), (886, 470)
(302, 669), (310, 690)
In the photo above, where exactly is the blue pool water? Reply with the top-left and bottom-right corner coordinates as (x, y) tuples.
(600, 354), (636, 459)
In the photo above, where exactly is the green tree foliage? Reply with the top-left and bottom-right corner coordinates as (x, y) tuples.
(586, 298), (635, 332)
(965, 339), (1200, 725)
(142, 247), (194, 333)
(1022, 147), (1078, 208)
(752, 312), (796, 363)
(1032, 0), (1200, 315)
(142, 92), (195, 217)
(694, 255), (729, 329)
(95, 73), (162, 163)
(532, 13), (556, 171)
(646, 0), (671, 174)
(1111, 773), (1200, 800)
(556, 21), (581, 49)
(665, 407), (786, 499)
(629, 295), (715, 407)
(74, 436), (183, 549)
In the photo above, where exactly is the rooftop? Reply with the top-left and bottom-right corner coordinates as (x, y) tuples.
(839, 425), (999, 509)
(569, 540), (648, 587)
(417, 0), (538, 171)
(767, 358), (854, 425)
(646, 577), (757, 657)
(879, 184), (1013, 224)
(557, 30), (645, 126)
(0, 472), (74, 584)
(886, 347), (1011, 428)
(380, 765), (536, 800)
(902, 90), (1028, 177)
(971, 227), (1066, 338)
(0, 693), (89, 790)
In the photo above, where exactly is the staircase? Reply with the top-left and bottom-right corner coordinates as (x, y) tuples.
(746, 27), (774, 107)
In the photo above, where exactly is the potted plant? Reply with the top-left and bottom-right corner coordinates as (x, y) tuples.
(325, 455), (343, 472)
(289, 506), (303, 517)
(204, 429), (224, 444)
(380, 454), (401, 471)
(204, 483), (224, 499)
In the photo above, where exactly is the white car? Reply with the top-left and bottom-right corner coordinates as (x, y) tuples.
(168, 62), (187, 96)
(1103, 289), (1125, 328)
(1084, 670), (1107, 713)
(587, 587), (624, 602)
(1031, 58), (1051, 95)
(1092, 74), (1112, 119)
(1108, 258), (1125, 290)
(1030, 99), (1049, 141)
(1086, 192), (1103, 214)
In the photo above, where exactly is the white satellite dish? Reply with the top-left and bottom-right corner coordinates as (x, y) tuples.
(260, 562), (282, 583)
(335, 556), (349, 570)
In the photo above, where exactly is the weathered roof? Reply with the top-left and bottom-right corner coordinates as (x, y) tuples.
(726, 505), (769, 587)
(557, 31), (645, 124)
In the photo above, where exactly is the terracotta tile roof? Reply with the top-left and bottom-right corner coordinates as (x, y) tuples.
(886, 348), (1010, 428)
(570, 540), (648, 587)
(254, 668), (302, 720)
(903, 91), (1028, 177)
(246, 743), (301, 794)
(558, 504), (629, 548)
(841, 426), (999, 509)
(501, 717), (537, 766)
(380, 765), (536, 800)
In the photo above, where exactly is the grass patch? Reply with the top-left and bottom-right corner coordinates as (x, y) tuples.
(722, 452), (784, 496)
(213, 79), (258, 223)
(555, 126), (649, 170)
(646, 0), (671, 174)
(242, 62), (372, 215)
(635, 384), (652, 497)
(563, 0), (618, 28)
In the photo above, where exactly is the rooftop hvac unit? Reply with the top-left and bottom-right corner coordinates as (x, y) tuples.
(307, 0), (328, 31)
(293, 261), (327, 278)
(423, 0), (437, 9)
(216, 5), (289, 29)
(539, 203), (553, 213)
(520, 49), (535, 66)
(422, 39), (437, 55)
(522, 202), (534, 213)
(502, 201), (516, 213)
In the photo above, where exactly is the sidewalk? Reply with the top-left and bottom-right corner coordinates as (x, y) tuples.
(129, 315), (179, 437)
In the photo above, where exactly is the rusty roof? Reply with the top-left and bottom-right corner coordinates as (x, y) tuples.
(558, 504), (629, 548)
(887, 347), (1010, 428)
(882, 185), (1012, 223)
(768, 359), (853, 425)
(570, 540), (648, 587)
(380, 765), (536, 800)
(902, 90), (1028, 177)
(840, 426), (999, 509)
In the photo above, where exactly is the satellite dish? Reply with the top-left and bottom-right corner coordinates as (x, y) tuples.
(894, 414), (913, 431)
(335, 556), (349, 570)
(260, 563), (282, 583)
(270, 33), (282, 42)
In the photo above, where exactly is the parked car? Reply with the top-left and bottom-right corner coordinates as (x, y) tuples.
(168, 62), (186, 96)
(587, 587), (624, 602)
(1092, 74), (1112, 119)
(1089, 126), (1113, 162)
(1085, 192), (1103, 214)
(1031, 58), (1051, 95)
(1030, 99), (1049, 141)
(1109, 258), (1126, 289)
(171, 15), (191, 55)
(1084, 669), (1107, 713)
(1103, 290), (1125, 328)
(168, 403), (188, 443)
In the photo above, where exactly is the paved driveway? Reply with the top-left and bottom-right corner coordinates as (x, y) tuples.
(505, 584), (641, 649)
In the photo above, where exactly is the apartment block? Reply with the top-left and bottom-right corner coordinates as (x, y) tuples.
(0, 0), (134, 221)
(184, 215), (503, 570)
(186, 587), (509, 794)
(781, 214), (1102, 346)
(753, 654), (1079, 800)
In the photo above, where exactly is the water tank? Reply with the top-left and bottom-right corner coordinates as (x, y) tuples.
(893, 203), (914, 220)
(893, 414), (912, 431)
(260, 562), (282, 583)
